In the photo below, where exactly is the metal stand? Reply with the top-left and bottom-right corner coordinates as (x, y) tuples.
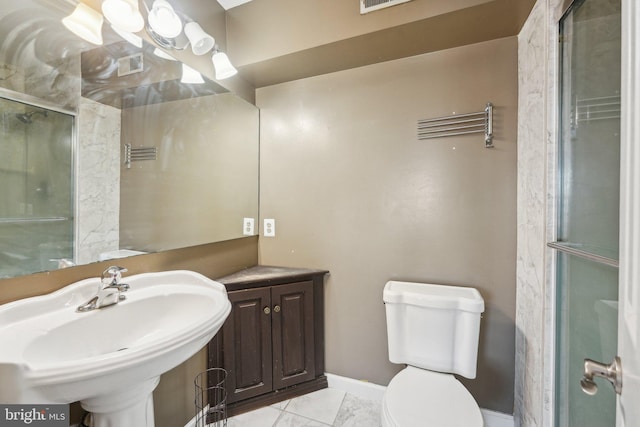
(194, 368), (227, 427)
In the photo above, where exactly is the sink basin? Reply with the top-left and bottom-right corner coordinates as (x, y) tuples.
(0, 270), (231, 427)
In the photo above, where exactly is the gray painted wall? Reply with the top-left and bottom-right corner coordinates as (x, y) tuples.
(258, 36), (518, 413)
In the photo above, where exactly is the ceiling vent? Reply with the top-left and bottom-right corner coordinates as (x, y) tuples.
(117, 53), (144, 77)
(360, 0), (412, 14)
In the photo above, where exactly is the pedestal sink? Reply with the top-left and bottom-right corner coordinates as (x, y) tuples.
(0, 270), (231, 427)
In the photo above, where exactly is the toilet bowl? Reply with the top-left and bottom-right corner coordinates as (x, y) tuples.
(382, 281), (485, 427)
(381, 367), (483, 427)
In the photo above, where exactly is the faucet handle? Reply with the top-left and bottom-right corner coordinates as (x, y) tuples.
(101, 266), (128, 286)
(117, 283), (130, 293)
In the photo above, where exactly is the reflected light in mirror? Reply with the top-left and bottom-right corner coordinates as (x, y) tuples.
(181, 63), (205, 84)
(102, 0), (144, 33)
(62, 3), (104, 45)
(212, 50), (237, 80)
(148, 0), (183, 38)
(111, 25), (143, 48)
(153, 47), (178, 60)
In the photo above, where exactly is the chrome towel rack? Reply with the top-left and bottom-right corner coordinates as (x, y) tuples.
(124, 143), (157, 169)
(417, 102), (494, 148)
(575, 95), (620, 123)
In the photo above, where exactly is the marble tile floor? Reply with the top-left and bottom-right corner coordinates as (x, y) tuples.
(226, 388), (382, 427)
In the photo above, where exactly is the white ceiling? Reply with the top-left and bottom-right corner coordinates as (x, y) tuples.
(216, 0), (253, 10)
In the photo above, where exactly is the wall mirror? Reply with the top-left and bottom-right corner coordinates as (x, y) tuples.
(0, 0), (260, 279)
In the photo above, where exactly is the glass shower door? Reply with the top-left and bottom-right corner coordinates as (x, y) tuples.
(0, 95), (75, 277)
(553, 0), (621, 426)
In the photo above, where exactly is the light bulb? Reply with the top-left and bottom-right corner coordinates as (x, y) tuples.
(102, 0), (144, 33)
(148, 0), (182, 39)
(212, 51), (237, 80)
(62, 3), (104, 45)
(184, 22), (215, 55)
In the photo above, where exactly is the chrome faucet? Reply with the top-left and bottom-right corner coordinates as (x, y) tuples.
(77, 266), (130, 312)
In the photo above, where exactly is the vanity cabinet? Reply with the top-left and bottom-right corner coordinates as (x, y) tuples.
(209, 266), (328, 416)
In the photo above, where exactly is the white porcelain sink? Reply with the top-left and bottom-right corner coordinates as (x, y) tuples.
(0, 270), (231, 427)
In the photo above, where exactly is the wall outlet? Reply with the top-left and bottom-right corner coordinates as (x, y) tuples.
(264, 219), (275, 237)
(243, 218), (255, 235)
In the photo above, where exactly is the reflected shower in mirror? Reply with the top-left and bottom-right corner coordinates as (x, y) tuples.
(0, 97), (74, 278)
(0, 0), (259, 279)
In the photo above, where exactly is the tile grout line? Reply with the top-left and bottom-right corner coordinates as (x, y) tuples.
(277, 390), (347, 426)
(271, 407), (286, 427)
(276, 408), (333, 426)
(227, 390), (370, 427)
(330, 391), (349, 426)
(266, 398), (290, 426)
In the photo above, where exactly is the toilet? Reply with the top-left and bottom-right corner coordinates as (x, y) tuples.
(382, 280), (485, 427)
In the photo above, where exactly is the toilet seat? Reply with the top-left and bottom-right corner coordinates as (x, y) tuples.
(381, 366), (484, 427)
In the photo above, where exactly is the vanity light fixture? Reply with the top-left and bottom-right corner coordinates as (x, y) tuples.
(62, 3), (104, 45)
(181, 63), (205, 84)
(102, 0), (144, 33)
(212, 48), (237, 80)
(148, 0), (183, 39)
(61, 1), (239, 80)
(184, 21), (215, 55)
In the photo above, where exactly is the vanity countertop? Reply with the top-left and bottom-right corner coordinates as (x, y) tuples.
(216, 265), (329, 288)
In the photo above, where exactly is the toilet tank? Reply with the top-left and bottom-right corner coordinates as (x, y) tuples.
(383, 281), (484, 379)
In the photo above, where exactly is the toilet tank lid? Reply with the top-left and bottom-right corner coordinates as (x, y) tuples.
(383, 281), (484, 313)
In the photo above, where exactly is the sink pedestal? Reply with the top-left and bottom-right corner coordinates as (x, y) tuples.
(81, 377), (160, 427)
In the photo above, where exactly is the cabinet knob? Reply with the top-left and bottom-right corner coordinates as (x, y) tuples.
(263, 306), (271, 315)
(273, 305), (281, 313)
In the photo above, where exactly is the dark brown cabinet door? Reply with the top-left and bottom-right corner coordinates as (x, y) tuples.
(271, 281), (316, 389)
(210, 267), (328, 415)
(223, 287), (273, 403)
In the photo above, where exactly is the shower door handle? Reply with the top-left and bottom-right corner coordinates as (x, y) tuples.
(580, 356), (622, 396)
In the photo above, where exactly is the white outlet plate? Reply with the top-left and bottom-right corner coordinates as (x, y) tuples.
(264, 219), (275, 237)
(243, 218), (255, 236)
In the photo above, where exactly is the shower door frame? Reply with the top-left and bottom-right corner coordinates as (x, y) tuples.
(544, 0), (640, 425)
(615, 0), (640, 423)
(0, 87), (79, 267)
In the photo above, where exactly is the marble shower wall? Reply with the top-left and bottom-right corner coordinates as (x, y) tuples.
(516, 0), (567, 426)
(76, 98), (121, 265)
(0, 55), (81, 111)
(516, 2), (548, 424)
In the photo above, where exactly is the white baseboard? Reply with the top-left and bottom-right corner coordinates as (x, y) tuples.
(326, 372), (514, 427)
(326, 372), (387, 402)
